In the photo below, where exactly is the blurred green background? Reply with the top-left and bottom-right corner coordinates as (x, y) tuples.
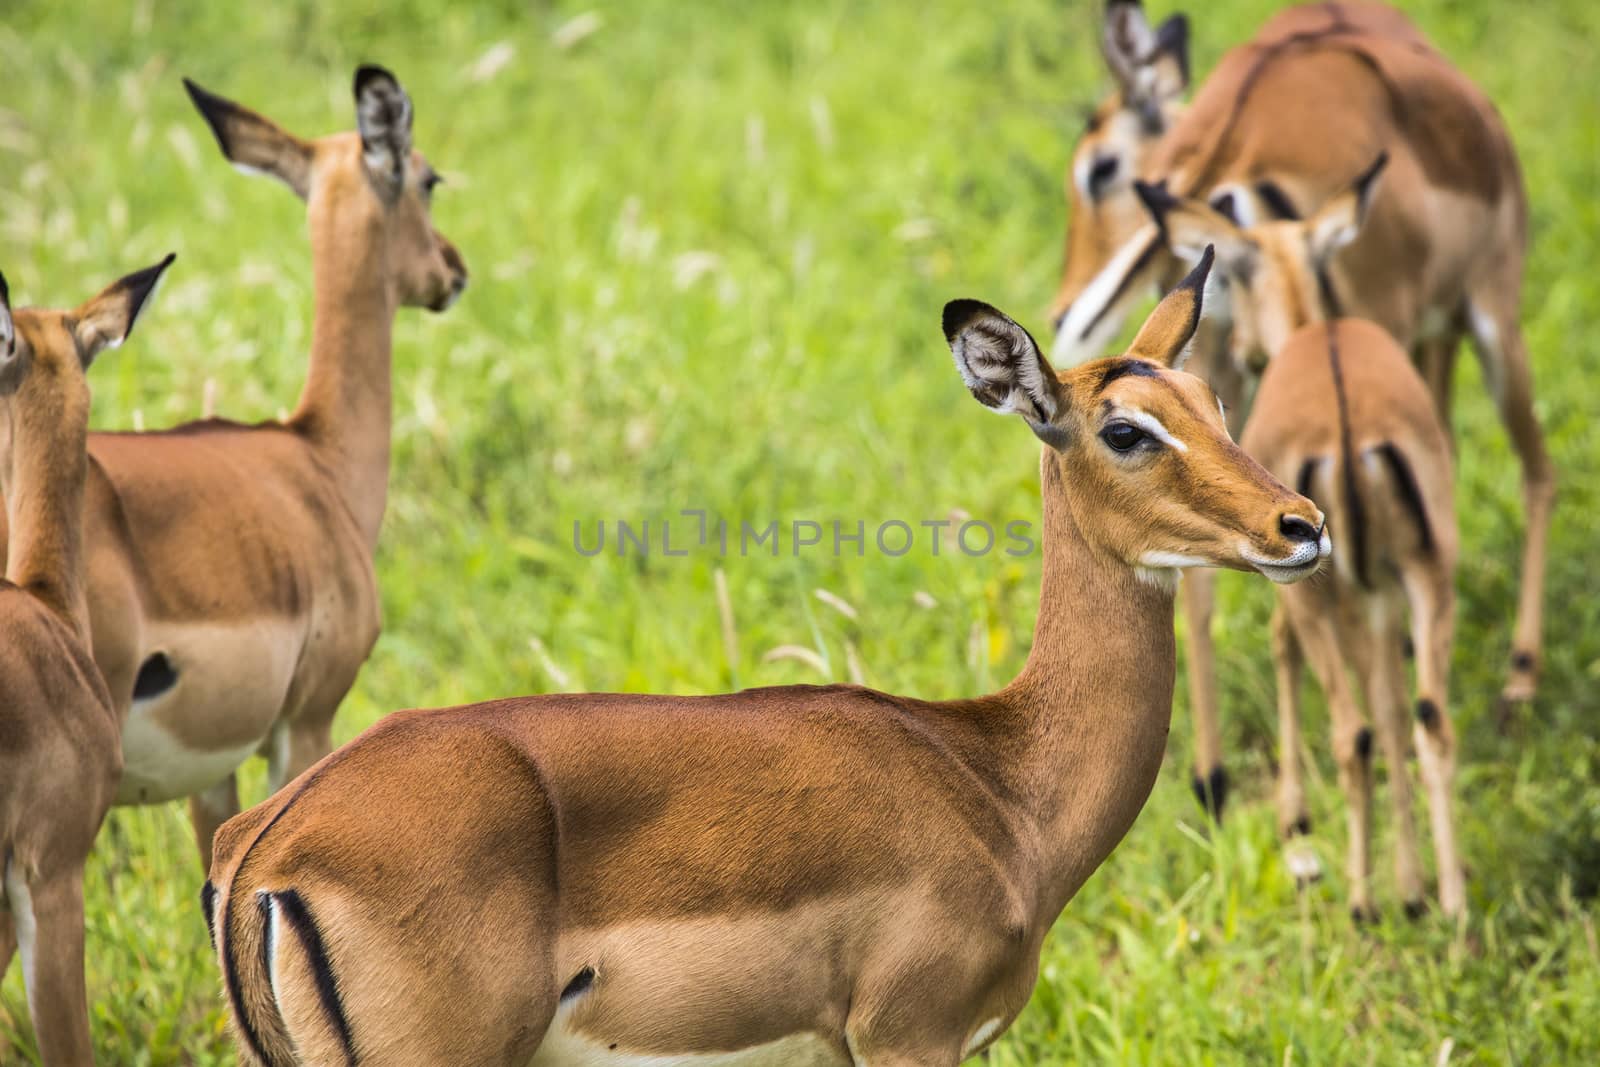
(2, 0), (1598, 1062)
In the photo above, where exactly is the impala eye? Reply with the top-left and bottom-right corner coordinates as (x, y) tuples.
(1101, 421), (1147, 452)
(422, 172), (443, 196)
(1087, 155), (1120, 198)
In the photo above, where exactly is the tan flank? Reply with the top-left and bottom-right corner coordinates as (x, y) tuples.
(0, 67), (468, 870)
(1, 259), (172, 1063)
(202, 256), (1328, 1066)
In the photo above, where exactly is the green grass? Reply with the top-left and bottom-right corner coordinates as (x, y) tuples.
(3, 0), (1599, 1062)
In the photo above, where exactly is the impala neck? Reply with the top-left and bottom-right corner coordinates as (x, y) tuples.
(1002, 447), (1177, 920)
(1, 388), (91, 642)
(289, 187), (396, 549)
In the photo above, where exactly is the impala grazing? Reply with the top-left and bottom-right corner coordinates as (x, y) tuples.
(202, 252), (1327, 1066)
(0, 66), (467, 868)
(0, 258), (171, 1065)
(1054, 0), (1550, 817)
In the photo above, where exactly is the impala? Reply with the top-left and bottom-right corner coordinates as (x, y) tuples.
(0, 67), (467, 867)
(1243, 314), (1463, 920)
(203, 251), (1329, 1066)
(1, 258), (171, 1064)
(1054, 0), (1550, 815)
(1140, 158), (1466, 917)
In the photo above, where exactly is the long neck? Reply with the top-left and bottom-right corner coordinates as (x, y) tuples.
(289, 188), (396, 549)
(999, 449), (1178, 921)
(1, 398), (91, 641)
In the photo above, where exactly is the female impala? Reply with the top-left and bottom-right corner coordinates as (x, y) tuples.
(1056, 0), (1550, 814)
(204, 252), (1329, 1066)
(0, 67), (468, 867)
(1243, 317), (1463, 920)
(1, 258), (170, 1065)
(1142, 159), (1466, 918)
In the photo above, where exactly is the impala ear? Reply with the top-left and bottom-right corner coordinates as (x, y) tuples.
(0, 271), (12, 360)
(1104, 3), (1189, 119)
(71, 254), (176, 367)
(184, 78), (313, 199)
(355, 65), (413, 202)
(1126, 245), (1213, 369)
(1308, 152), (1388, 264)
(944, 300), (1069, 449)
(1135, 180), (1258, 282)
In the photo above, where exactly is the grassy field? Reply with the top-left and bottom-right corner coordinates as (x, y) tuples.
(3, 0), (1599, 1062)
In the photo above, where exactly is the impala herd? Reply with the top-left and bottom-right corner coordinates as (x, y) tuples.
(0, 3), (1555, 1064)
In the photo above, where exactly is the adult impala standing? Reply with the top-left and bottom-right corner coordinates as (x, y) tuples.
(0, 67), (468, 867)
(203, 253), (1329, 1066)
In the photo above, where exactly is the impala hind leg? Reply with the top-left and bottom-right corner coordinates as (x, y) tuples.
(1181, 569), (1228, 820)
(1466, 291), (1554, 715)
(1285, 594), (1376, 921)
(268, 716), (335, 793)
(1416, 333), (1461, 440)
(189, 773), (240, 874)
(1271, 603), (1320, 886)
(1403, 556), (1466, 917)
(1360, 606), (1427, 915)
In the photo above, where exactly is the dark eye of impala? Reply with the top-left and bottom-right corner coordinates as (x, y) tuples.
(1101, 421), (1147, 452)
(1087, 155), (1120, 198)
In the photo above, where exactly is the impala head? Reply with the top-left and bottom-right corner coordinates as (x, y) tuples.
(1050, 0), (1190, 334)
(946, 248), (1327, 585)
(0, 255), (173, 456)
(1134, 154), (1387, 374)
(183, 66), (467, 312)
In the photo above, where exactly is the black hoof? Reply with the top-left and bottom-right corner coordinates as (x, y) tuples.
(1289, 815), (1312, 837)
(1350, 905), (1378, 926)
(1191, 766), (1229, 822)
(1403, 899), (1428, 921)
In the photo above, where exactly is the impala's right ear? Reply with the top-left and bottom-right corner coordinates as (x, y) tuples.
(1103, 2), (1190, 116)
(0, 271), (13, 361)
(71, 254), (176, 367)
(944, 300), (1069, 448)
(354, 65), (413, 203)
(1126, 245), (1213, 369)
(184, 78), (313, 199)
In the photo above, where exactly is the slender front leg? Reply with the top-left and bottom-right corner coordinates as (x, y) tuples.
(18, 873), (95, 1067)
(1181, 569), (1227, 820)
(189, 773), (240, 874)
(1271, 603), (1320, 886)
(1403, 558), (1466, 917)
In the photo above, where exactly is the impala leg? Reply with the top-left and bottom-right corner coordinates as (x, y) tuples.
(188, 773), (240, 874)
(1181, 569), (1227, 821)
(1287, 596), (1375, 921)
(1362, 604), (1426, 914)
(1403, 557), (1465, 917)
(1271, 601), (1320, 886)
(270, 716), (335, 793)
(1416, 334), (1460, 441)
(1466, 293), (1554, 715)
(12, 871), (95, 1067)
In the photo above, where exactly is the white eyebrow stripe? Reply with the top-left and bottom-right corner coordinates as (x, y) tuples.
(1119, 408), (1188, 452)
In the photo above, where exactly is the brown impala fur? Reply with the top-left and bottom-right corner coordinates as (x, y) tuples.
(0, 67), (467, 868)
(203, 253), (1327, 1066)
(1053, 0), (1551, 816)
(1242, 318), (1463, 920)
(1, 259), (171, 1064)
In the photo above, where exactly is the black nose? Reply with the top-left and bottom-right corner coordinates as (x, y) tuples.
(1280, 515), (1321, 544)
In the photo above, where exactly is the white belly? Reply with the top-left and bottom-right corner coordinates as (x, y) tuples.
(116, 709), (265, 804)
(530, 1028), (847, 1067)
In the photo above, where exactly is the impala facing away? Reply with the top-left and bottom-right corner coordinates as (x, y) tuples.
(1053, 0), (1551, 816)
(203, 251), (1328, 1067)
(0, 67), (467, 868)
(1, 258), (170, 1064)
(1243, 316), (1463, 920)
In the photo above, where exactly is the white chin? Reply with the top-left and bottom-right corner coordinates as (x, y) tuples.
(1254, 560), (1321, 585)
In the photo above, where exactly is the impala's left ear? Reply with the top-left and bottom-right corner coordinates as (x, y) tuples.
(71, 253), (176, 367)
(1103, 3), (1190, 120)
(354, 65), (413, 202)
(1307, 151), (1388, 265)
(1126, 244), (1213, 369)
